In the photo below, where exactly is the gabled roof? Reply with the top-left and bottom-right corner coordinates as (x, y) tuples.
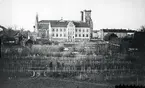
(38, 20), (90, 29)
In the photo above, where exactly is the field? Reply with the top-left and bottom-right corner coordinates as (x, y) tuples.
(1, 41), (145, 87)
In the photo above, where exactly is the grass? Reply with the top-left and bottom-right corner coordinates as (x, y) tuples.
(0, 77), (110, 88)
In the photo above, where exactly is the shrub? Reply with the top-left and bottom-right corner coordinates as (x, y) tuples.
(53, 41), (59, 45)
(63, 51), (71, 57)
(58, 46), (64, 52)
(21, 47), (31, 56)
(35, 39), (52, 45)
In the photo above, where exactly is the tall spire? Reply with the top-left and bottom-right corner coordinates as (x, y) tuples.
(34, 13), (39, 33)
(36, 12), (38, 23)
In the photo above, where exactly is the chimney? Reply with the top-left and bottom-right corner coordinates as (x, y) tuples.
(81, 11), (84, 22)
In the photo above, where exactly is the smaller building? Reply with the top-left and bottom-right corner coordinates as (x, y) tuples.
(0, 25), (30, 45)
(92, 30), (99, 38)
(98, 29), (137, 40)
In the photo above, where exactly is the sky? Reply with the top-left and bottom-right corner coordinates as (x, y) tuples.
(0, 0), (145, 31)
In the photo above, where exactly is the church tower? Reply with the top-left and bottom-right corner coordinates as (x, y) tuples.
(34, 13), (39, 33)
(84, 10), (93, 38)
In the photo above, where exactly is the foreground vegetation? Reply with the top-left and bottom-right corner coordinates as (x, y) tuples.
(1, 40), (145, 85)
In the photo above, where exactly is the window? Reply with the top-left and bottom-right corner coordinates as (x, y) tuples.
(60, 29), (62, 32)
(60, 34), (62, 37)
(56, 29), (58, 32)
(64, 34), (66, 37)
(52, 29), (55, 32)
(86, 34), (88, 37)
(75, 29), (77, 32)
(64, 28), (66, 32)
(83, 29), (85, 32)
(79, 29), (81, 32)
(56, 34), (58, 37)
(52, 33), (54, 37)
(87, 29), (89, 32)
(83, 34), (85, 37)
(75, 34), (77, 37)
(79, 34), (81, 37)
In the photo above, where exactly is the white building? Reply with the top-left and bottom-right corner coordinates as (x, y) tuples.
(34, 10), (93, 42)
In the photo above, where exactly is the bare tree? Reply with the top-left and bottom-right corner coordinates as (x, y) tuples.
(138, 25), (145, 32)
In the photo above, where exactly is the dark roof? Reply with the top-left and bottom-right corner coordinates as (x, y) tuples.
(101, 29), (137, 33)
(73, 21), (89, 27)
(38, 20), (89, 29)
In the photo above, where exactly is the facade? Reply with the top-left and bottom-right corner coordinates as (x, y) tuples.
(98, 29), (136, 40)
(34, 10), (93, 42)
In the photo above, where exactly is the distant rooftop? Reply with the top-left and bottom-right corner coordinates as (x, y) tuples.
(101, 28), (137, 32)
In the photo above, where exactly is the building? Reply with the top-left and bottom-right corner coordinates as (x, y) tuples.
(92, 30), (99, 38)
(0, 25), (30, 45)
(98, 29), (136, 40)
(34, 10), (93, 42)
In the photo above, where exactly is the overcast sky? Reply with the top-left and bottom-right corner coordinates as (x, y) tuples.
(0, 0), (145, 31)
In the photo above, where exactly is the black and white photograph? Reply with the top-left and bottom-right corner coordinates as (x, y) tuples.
(0, 0), (145, 88)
